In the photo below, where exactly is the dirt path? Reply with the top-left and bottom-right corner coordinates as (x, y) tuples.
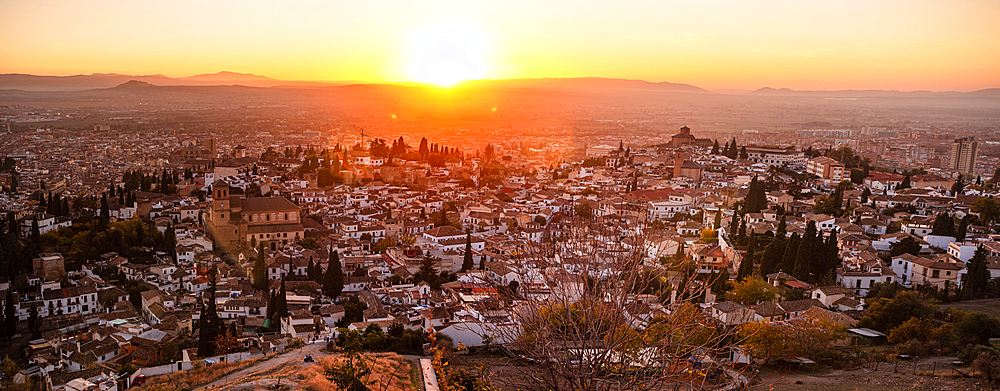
(750, 357), (993, 391)
(200, 339), (331, 390)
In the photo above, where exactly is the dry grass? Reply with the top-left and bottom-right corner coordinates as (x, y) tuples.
(297, 353), (416, 391)
(138, 355), (274, 391)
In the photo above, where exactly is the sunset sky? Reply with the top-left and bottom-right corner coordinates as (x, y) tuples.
(2, 0), (998, 91)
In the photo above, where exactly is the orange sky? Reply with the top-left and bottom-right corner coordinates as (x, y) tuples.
(1, 0), (998, 91)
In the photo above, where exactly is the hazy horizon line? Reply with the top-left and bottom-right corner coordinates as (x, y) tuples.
(2, 70), (997, 93)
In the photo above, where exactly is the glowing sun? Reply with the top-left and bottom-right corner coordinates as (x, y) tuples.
(409, 21), (487, 87)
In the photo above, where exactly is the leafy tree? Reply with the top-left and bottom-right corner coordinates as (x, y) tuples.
(317, 167), (337, 187)
(857, 291), (934, 332)
(931, 212), (956, 237)
(325, 351), (377, 391)
(573, 201), (592, 219)
(727, 275), (775, 305)
(971, 197), (1000, 226)
(954, 311), (1000, 347)
(889, 236), (922, 257)
(738, 318), (844, 361)
(850, 169), (866, 184)
(887, 316), (942, 344)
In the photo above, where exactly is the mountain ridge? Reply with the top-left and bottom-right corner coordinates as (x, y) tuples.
(0, 72), (996, 97)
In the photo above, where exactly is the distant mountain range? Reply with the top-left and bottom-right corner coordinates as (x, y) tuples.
(0, 71), (346, 91)
(0, 72), (997, 97)
(747, 86), (1000, 98)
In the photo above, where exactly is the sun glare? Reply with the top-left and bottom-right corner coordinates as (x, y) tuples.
(409, 20), (487, 87)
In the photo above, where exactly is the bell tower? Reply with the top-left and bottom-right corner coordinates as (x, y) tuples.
(212, 180), (230, 224)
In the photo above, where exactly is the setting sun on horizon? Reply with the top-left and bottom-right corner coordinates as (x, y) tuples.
(1, 1), (999, 91)
(408, 20), (489, 87)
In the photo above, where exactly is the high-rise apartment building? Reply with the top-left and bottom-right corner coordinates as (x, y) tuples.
(948, 137), (978, 173)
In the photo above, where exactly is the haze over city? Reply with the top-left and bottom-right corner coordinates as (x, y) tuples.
(1, 2), (999, 391)
(3, 0), (1000, 90)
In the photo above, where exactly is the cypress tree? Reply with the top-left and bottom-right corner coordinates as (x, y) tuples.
(99, 192), (110, 230)
(4, 289), (16, 340)
(780, 233), (800, 273)
(307, 257), (316, 280)
(30, 219), (40, 247)
(163, 226), (176, 261)
(737, 234), (756, 281)
(737, 220), (747, 247)
(956, 216), (970, 242)
(28, 303), (40, 339)
(759, 236), (786, 276)
(776, 216), (787, 238)
(252, 245), (267, 291)
(49, 193), (61, 216)
(792, 221), (817, 282)
(0, 295), (6, 342)
(711, 140), (720, 155)
(710, 267), (730, 295)
(437, 207), (449, 227)
(275, 278), (289, 318)
(963, 246), (990, 299)
(728, 213), (740, 244)
(198, 264), (220, 357)
(461, 233), (474, 271)
(265, 289), (276, 321)
(323, 247), (344, 299)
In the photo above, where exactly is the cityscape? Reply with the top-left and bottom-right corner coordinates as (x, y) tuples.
(1, 1), (999, 391)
